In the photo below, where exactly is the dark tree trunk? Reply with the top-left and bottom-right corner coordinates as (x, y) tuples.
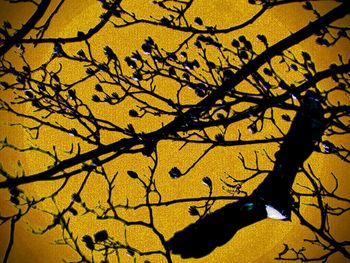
(166, 91), (327, 258)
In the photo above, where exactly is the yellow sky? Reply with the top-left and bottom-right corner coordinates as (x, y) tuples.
(0, 1), (349, 262)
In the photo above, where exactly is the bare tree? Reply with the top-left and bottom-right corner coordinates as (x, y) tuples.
(0, 0), (349, 262)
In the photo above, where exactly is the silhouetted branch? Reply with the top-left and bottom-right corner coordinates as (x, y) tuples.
(0, 0), (122, 54)
(0, 0), (50, 56)
(1, 1), (349, 262)
(3, 211), (21, 263)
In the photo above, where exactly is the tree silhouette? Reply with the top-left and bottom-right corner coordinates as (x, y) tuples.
(0, 0), (349, 262)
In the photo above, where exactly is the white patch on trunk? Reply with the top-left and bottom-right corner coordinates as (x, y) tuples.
(265, 205), (287, 220)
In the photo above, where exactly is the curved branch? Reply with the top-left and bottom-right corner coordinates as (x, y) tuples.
(187, 63), (350, 131)
(0, 0), (50, 56)
(0, 0), (122, 54)
(0, 2), (348, 190)
(109, 5), (269, 35)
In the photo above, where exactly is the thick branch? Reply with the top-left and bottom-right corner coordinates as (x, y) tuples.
(0, 0), (50, 56)
(0, 2), (348, 189)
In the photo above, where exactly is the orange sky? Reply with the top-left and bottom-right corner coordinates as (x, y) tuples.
(0, 1), (349, 262)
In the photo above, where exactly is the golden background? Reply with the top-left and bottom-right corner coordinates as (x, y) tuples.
(0, 0), (349, 262)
